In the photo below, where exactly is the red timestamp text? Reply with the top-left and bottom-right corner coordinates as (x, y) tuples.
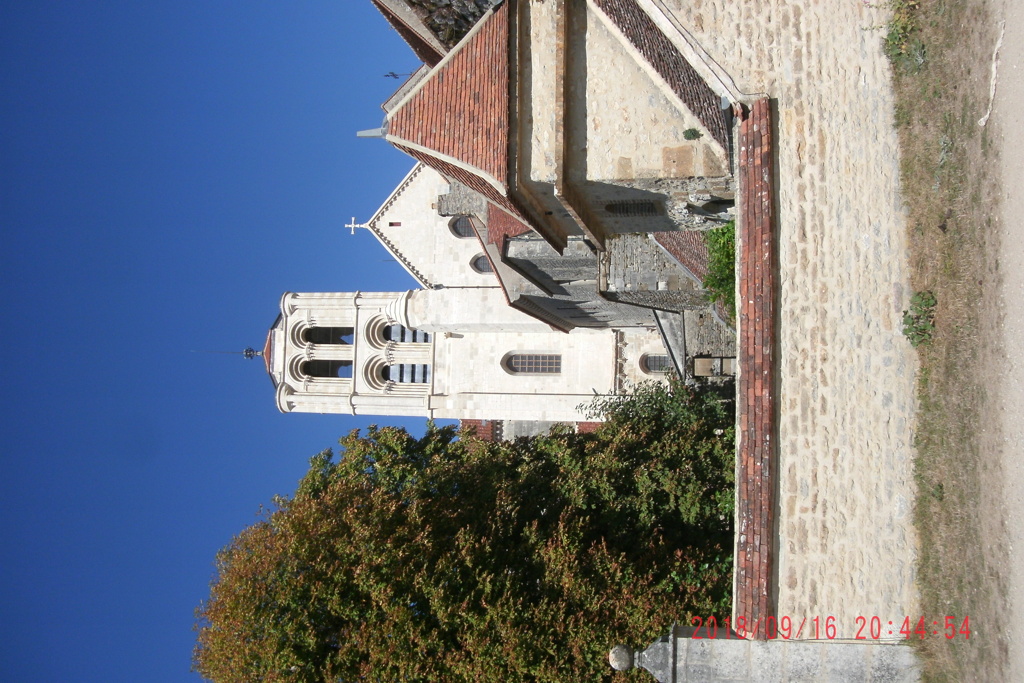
(856, 616), (971, 640)
(687, 615), (971, 640)
(689, 615), (839, 640)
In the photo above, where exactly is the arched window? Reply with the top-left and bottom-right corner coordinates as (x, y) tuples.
(383, 364), (431, 383)
(302, 326), (353, 345)
(301, 360), (353, 379)
(383, 324), (431, 343)
(449, 215), (475, 238)
(641, 354), (672, 374)
(471, 254), (493, 273)
(503, 353), (561, 375)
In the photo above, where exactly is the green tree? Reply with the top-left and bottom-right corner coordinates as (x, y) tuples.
(193, 378), (734, 682)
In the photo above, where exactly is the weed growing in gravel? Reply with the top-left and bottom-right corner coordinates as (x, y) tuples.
(872, 0), (926, 73)
(902, 290), (937, 347)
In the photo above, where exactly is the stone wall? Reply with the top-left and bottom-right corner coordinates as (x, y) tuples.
(605, 233), (701, 294)
(611, 628), (920, 682)
(685, 308), (735, 358)
(437, 179), (487, 217)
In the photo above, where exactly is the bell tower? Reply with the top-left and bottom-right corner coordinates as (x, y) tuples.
(264, 291), (436, 416)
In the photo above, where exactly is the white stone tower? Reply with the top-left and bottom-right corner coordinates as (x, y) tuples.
(265, 291), (434, 417)
(263, 288), (668, 422)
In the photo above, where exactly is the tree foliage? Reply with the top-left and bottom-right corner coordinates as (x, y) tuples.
(193, 378), (734, 682)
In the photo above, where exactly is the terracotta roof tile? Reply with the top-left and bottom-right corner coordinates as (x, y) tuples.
(460, 419), (502, 441)
(262, 327), (274, 377)
(388, 4), (509, 188)
(735, 97), (777, 637)
(485, 203), (532, 247)
(653, 230), (710, 283)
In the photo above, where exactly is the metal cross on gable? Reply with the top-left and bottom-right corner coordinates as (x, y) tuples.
(345, 217), (369, 235)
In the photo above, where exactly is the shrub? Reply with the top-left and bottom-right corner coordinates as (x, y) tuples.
(702, 221), (736, 320)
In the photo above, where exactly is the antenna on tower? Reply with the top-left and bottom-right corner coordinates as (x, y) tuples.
(191, 348), (262, 360)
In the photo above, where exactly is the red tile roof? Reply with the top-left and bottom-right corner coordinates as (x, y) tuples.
(653, 229), (710, 283)
(459, 419), (502, 441)
(388, 4), (509, 193)
(485, 203), (532, 247)
(262, 328), (274, 377)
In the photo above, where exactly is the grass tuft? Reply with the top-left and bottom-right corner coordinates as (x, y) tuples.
(902, 290), (937, 347)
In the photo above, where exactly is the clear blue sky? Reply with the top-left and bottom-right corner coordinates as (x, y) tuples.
(0, 3), (438, 680)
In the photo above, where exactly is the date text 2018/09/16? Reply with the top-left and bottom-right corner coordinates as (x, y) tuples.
(690, 615), (971, 640)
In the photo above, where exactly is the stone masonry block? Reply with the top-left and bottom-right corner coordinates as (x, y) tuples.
(748, 641), (785, 683)
(682, 638), (715, 681)
(869, 644), (921, 683)
(707, 639), (751, 679)
(784, 641), (824, 681)
(822, 643), (869, 683)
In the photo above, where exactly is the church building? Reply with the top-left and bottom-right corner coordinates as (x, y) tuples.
(262, 0), (740, 427)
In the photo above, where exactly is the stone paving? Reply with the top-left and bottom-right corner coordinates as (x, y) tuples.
(659, 0), (919, 635)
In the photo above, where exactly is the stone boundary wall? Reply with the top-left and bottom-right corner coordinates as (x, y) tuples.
(734, 97), (776, 637)
(617, 632), (920, 682)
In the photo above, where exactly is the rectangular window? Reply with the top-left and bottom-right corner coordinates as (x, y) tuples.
(386, 363), (431, 383)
